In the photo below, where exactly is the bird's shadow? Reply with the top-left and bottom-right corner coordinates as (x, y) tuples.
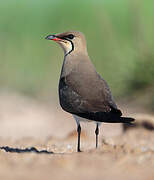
(0, 146), (53, 154)
(123, 121), (154, 132)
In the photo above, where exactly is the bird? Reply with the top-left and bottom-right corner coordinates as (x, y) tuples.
(45, 31), (135, 152)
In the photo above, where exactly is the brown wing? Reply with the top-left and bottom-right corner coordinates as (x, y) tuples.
(59, 75), (122, 122)
(59, 67), (120, 113)
(66, 64), (118, 110)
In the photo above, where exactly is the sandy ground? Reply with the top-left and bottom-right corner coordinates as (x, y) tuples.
(0, 91), (154, 180)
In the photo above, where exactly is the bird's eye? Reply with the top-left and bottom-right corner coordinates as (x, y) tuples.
(67, 34), (74, 39)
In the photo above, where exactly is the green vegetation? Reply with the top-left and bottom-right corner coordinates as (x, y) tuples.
(0, 0), (153, 103)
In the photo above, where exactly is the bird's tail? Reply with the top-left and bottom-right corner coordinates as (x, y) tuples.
(99, 116), (135, 123)
(118, 117), (135, 124)
(74, 111), (135, 123)
(106, 106), (135, 124)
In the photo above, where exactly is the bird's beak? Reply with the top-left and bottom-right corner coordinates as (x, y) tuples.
(45, 34), (62, 41)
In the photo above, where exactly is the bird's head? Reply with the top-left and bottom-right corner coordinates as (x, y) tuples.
(45, 31), (87, 56)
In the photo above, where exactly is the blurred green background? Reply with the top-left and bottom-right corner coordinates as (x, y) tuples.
(0, 0), (154, 109)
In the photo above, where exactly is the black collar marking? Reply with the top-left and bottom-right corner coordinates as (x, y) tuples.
(66, 39), (74, 56)
(57, 36), (74, 56)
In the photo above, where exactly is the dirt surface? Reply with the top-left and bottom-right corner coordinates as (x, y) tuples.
(0, 92), (154, 180)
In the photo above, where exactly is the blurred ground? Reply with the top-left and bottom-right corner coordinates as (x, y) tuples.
(0, 92), (154, 180)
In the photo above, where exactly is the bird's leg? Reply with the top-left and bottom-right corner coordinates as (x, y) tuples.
(73, 115), (82, 152)
(95, 123), (99, 148)
(77, 124), (81, 152)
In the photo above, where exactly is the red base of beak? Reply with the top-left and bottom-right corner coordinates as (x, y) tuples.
(52, 37), (62, 41)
